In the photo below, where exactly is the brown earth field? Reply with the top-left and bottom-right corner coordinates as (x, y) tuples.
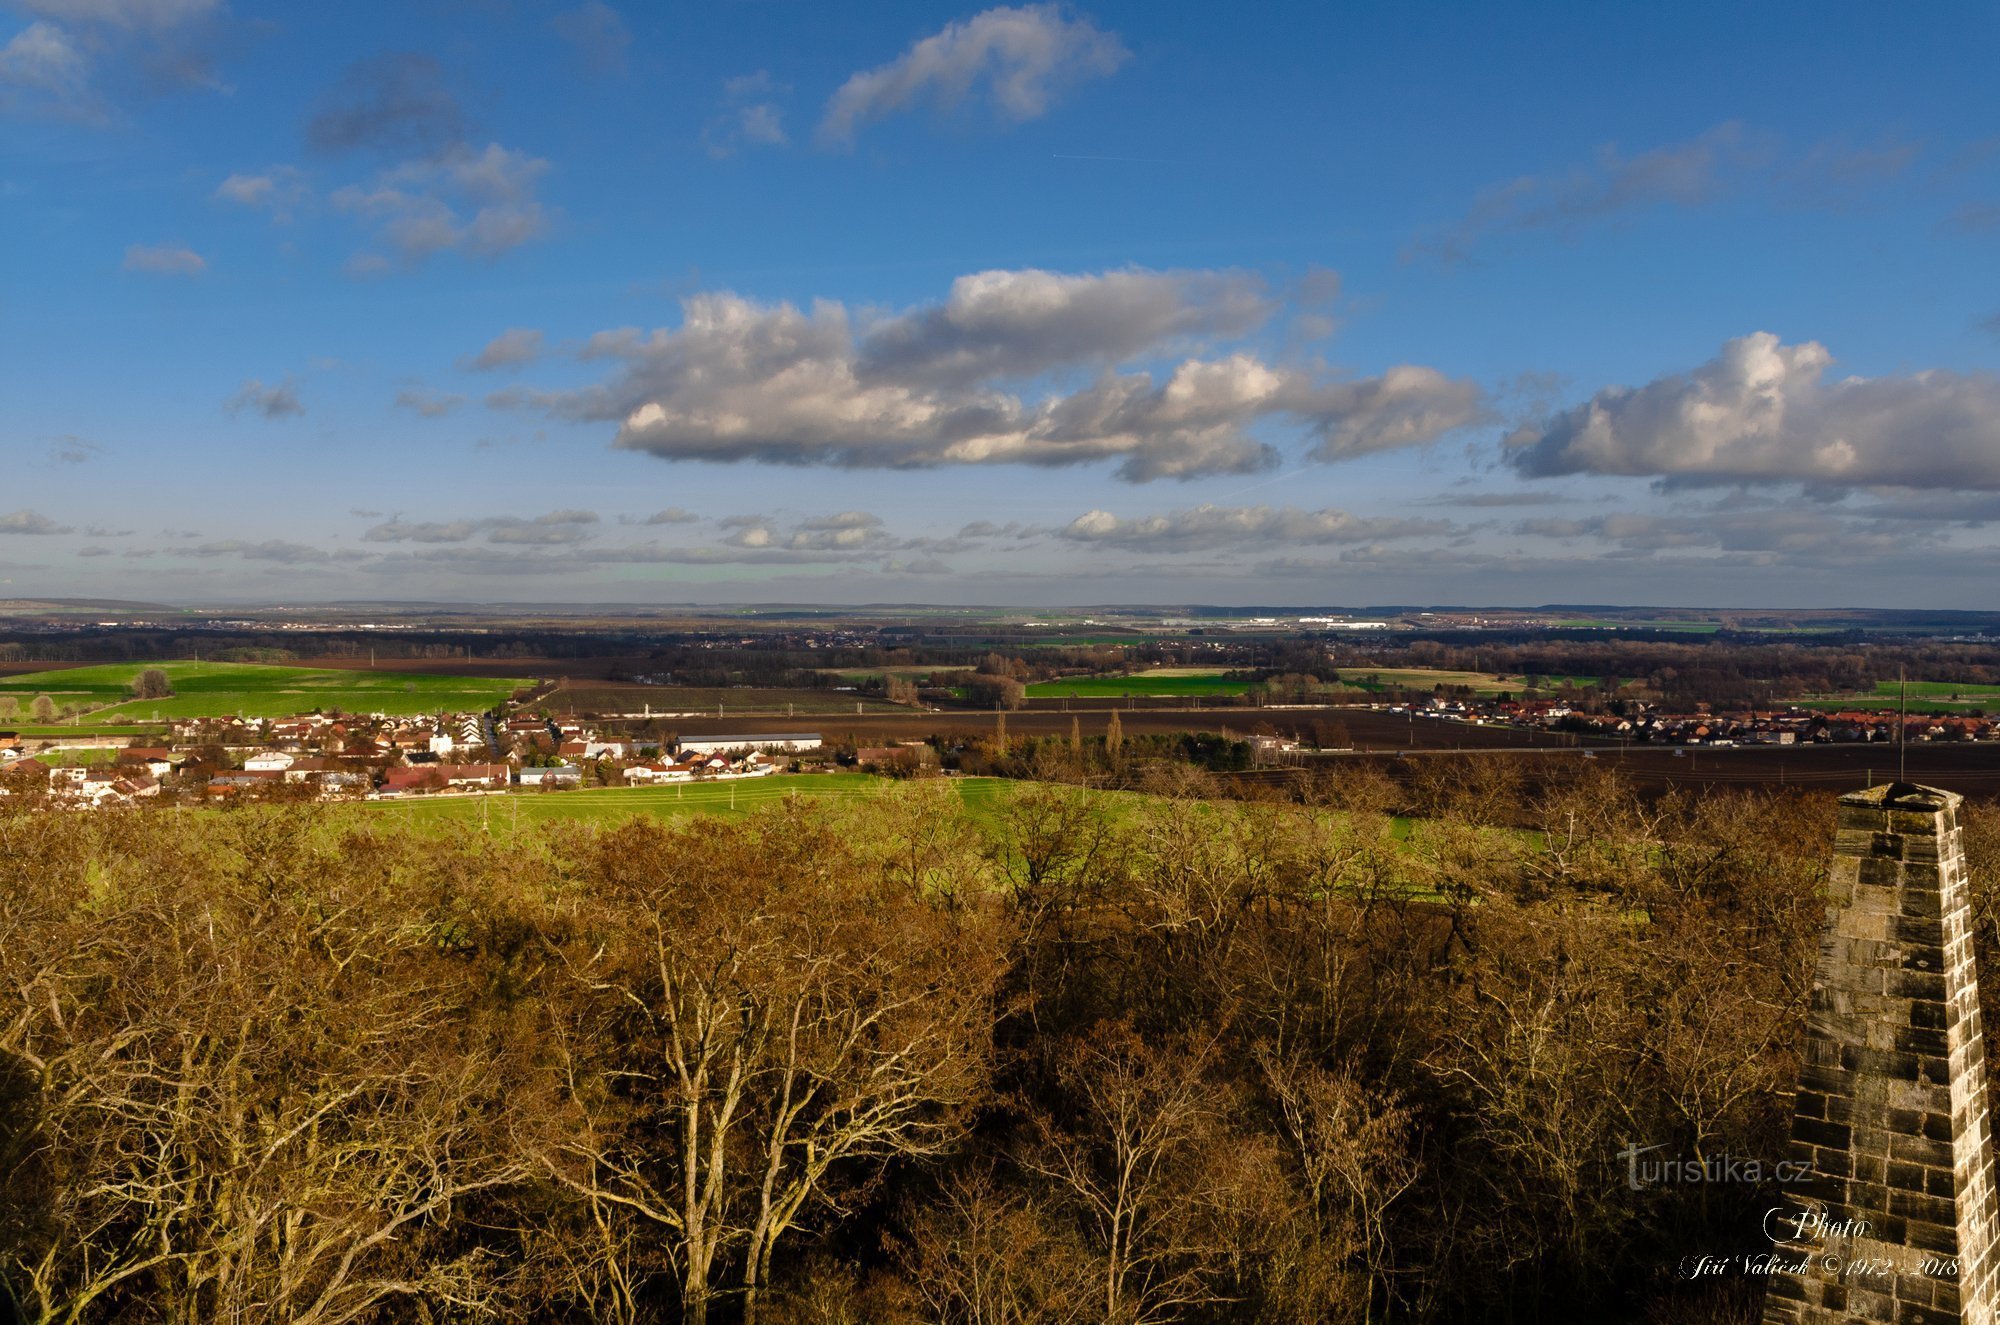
(611, 705), (2000, 798)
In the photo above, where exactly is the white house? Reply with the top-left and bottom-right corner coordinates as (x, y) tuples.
(676, 732), (821, 757)
(243, 751), (296, 772)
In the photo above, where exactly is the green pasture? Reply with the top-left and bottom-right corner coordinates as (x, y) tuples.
(0, 661), (531, 722)
(1793, 679), (2000, 714)
(1026, 671), (1251, 698)
(360, 773), (1012, 832)
(1871, 680), (2000, 700)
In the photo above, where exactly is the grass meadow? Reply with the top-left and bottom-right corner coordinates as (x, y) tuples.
(0, 661), (532, 722)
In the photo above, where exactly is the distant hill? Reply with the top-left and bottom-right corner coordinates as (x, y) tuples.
(0, 597), (173, 613)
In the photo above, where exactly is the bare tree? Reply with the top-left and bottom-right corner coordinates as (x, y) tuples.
(0, 811), (541, 1324)
(543, 807), (1002, 1325)
(1024, 1027), (1256, 1325)
(896, 1165), (1097, 1325)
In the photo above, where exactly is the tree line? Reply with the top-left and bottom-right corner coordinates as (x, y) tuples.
(7, 774), (1992, 1322)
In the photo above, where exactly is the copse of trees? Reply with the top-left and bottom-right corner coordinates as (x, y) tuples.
(128, 667), (174, 699)
(5, 776), (1987, 1322)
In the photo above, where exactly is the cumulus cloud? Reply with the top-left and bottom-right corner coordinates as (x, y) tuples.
(362, 518), (477, 544)
(1511, 507), (1936, 565)
(501, 268), (1483, 482)
(1506, 332), (2000, 490)
(215, 165), (309, 219)
(394, 387), (465, 417)
(122, 241), (205, 274)
(704, 71), (787, 157)
(818, 4), (1127, 147)
(552, 2), (631, 75)
(174, 538), (339, 564)
(333, 142), (553, 269)
(784, 511), (897, 552)
(460, 326), (544, 371)
(641, 507), (700, 524)
(0, 509), (74, 535)
(0, 21), (91, 112)
(1419, 490), (1574, 508)
(2, 0), (223, 119)
(858, 266), (1273, 386)
(306, 53), (467, 157)
(225, 377), (303, 418)
(364, 510), (599, 545)
(1060, 504), (1451, 552)
(486, 509), (599, 544)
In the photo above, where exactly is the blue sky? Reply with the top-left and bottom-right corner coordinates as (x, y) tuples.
(4, 0), (1998, 606)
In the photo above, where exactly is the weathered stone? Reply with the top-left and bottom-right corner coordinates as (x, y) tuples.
(1764, 783), (1999, 1324)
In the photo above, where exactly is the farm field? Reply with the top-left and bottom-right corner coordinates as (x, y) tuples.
(1550, 618), (1724, 633)
(1332, 667), (1623, 694)
(1026, 669), (1252, 698)
(1335, 667), (1521, 694)
(537, 681), (906, 717)
(0, 661), (532, 721)
(1793, 680), (2000, 713)
(360, 773), (1011, 831)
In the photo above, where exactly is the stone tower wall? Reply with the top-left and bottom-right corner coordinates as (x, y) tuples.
(1766, 782), (1999, 1324)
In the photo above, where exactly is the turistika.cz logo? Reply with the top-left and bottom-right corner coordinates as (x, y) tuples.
(1618, 1141), (1813, 1190)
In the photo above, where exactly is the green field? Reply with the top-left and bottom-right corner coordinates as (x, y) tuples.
(1794, 680), (2000, 714)
(361, 773), (1012, 830)
(1336, 667), (1522, 695)
(1026, 670), (1252, 698)
(0, 661), (532, 722)
(1333, 667), (1623, 695)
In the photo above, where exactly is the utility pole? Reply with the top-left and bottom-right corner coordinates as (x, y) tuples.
(1899, 664), (1908, 784)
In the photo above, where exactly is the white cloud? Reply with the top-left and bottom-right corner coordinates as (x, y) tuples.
(0, 509), (74, 535)
(704, 70), (787, 157)
(1507, 332), (2000, 490)
(641, 506), (700, 524)
(19, 0), (217, 29)
(174, 538), (339, 564)
(225, 377), (303, 418)
(394, 387), (466, 418)
(363, 510), (599, 545)
(1060, 504), (1451, 552)
(818, 4), (1128, 147)
(122, 241), (205, 274)
(858, 266), (1273, 386)
(332, 142), (552, 269)
(460, 327), (544, 371)
(215, 165), (309, 219)
(0, 21), (90, 108)
(501, 268), (1483, 483)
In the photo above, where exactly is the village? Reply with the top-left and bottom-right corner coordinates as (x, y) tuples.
(1, 680), (1993, 809)
(0, 708), (834, 807)
(1399, 694), (2000, 745)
